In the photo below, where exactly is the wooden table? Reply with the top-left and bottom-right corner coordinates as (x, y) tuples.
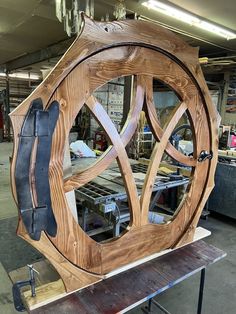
(30, 240), (226, 314)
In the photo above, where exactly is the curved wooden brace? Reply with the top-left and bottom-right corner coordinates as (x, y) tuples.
(141, 100), (188, 223)
(143, 76), (197, 167)
(86, 96), (141, 227)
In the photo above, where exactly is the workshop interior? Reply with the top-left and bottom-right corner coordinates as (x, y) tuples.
(0, 1), (235, 314)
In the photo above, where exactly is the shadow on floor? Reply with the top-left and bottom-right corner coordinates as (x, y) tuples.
(0, 217), (42, 273)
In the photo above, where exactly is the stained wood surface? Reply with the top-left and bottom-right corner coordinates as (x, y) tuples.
(30, 240), (226, 314)
(17, 223), (102, 292)
(10, 15), (218, 290)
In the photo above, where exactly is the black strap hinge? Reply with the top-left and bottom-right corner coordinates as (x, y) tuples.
(198, 150), (213, 162)
(15, 98), (59, 241)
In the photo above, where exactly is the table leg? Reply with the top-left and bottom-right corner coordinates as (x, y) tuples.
(148, 298), (152, 312)
(141, 298), (152, 314)
(197, 268), (206, 314)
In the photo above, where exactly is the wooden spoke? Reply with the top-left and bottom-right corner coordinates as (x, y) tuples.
(84, 96), (141, 226)
(141, 100), (188, 223)
(143, 75), (197, 167)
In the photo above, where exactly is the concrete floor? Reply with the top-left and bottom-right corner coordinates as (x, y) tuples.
(0, 142), (235, 313)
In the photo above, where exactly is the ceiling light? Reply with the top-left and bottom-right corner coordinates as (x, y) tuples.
(0, 72), (41, 80)
(142, 0), (236, 40)
(113, 0), (126, 20)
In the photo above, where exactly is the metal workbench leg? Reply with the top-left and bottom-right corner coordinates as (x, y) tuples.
(149, 191), (162, 212)
(142, 298), (171, 314)
(148, 298), (152, 312)
(113, 222), (120, 237)
(197, 268), (206, 314)
(141, 298), (152, 314)
(82, 208), (88, 232)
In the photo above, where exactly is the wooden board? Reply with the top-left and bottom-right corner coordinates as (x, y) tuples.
(10, 14), (218, 292)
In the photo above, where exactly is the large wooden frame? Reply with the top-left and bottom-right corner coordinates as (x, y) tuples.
(10, 15), (218, 292)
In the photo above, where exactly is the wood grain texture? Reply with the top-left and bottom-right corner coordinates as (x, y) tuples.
(16, 222), (102, 292)
(24, 279), (66, 311)
(30, 241), (225, 314)
(10, 15), (218, 291)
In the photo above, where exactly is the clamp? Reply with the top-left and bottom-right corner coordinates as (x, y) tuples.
(12, 264), (39, 312)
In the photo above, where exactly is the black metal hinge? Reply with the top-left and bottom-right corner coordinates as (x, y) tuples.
(198, 150), (213, 162)
(15, 98), (59, 240)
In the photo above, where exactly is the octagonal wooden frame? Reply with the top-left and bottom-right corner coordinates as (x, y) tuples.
(10, 15), (218, 292)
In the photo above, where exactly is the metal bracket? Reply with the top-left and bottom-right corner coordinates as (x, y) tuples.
(12, 265), (39, 312)
(198, 150), (213, 162)
(15, 98), (59, 240)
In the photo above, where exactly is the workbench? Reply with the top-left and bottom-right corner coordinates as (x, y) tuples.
(208, 161), (236, 219)
(29, 240), (226, 314)
(74, 159), (189, 236)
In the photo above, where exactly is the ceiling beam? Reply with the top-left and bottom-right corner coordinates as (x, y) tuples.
(0, 37), (75, 72)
